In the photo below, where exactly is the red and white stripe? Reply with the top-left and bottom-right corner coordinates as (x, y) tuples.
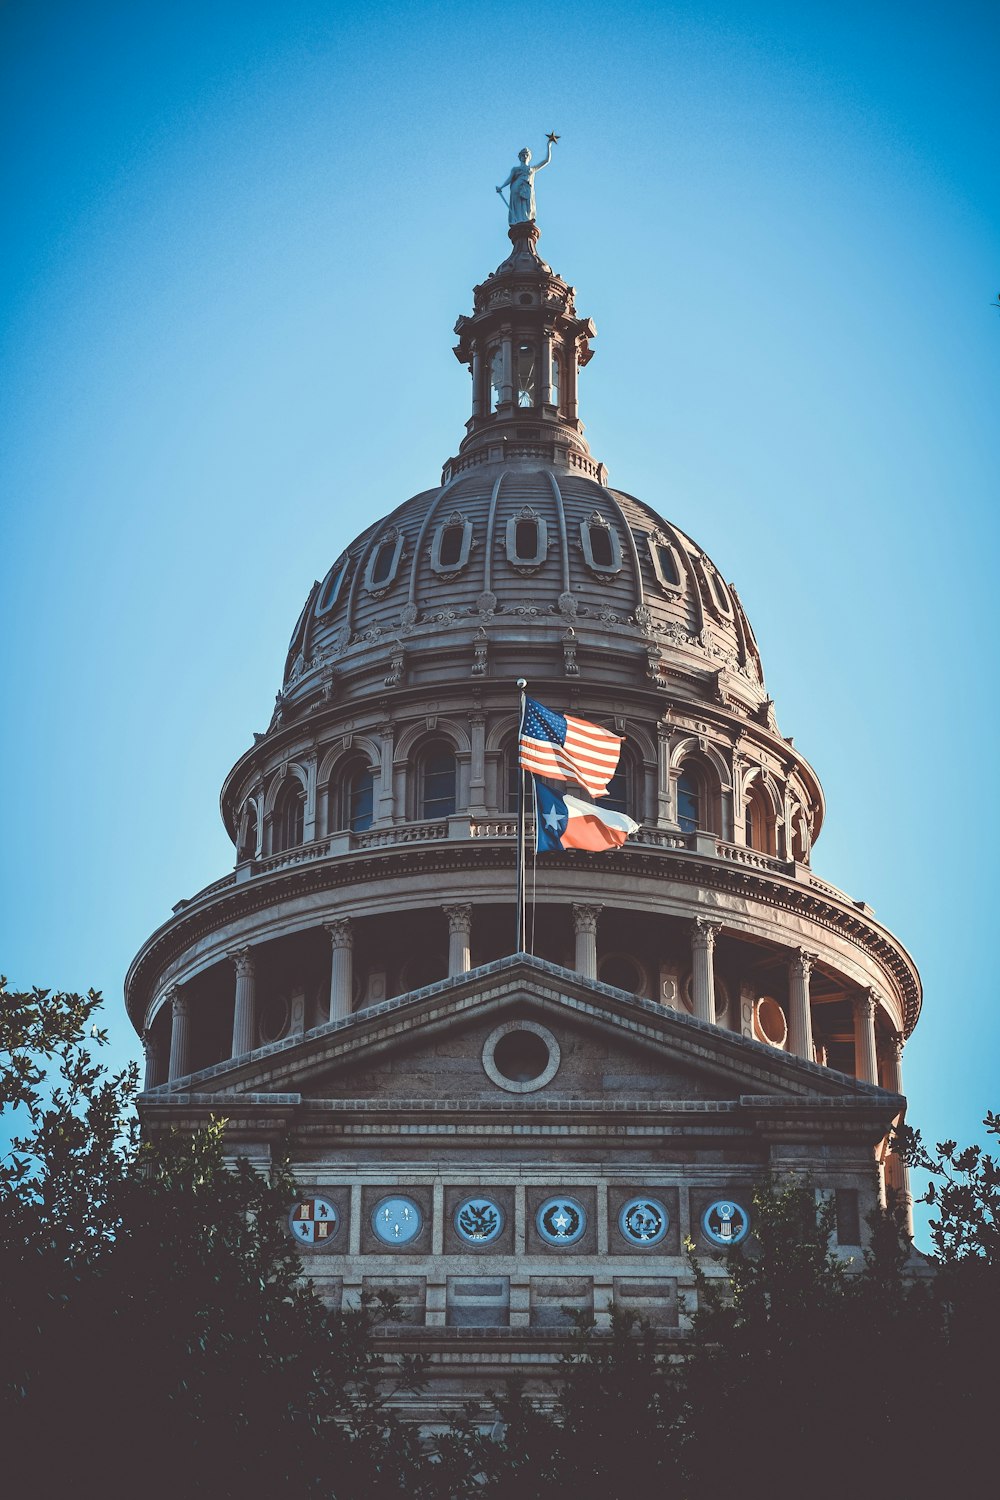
(519, 715), (623, 798)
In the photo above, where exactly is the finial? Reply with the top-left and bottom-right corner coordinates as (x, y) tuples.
(495, 134), (559, 227)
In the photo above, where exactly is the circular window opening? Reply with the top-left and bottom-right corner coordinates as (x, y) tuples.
(599, 954), (644, 995)
(754, 996), (787, 1048)
(493, 1028), (549, 1082)
(258, 993), (290, 1045)
(482, 1020), (561, 1094)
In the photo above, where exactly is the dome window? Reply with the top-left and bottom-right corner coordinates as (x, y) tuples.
(580, 515), (622, 576)
(364, 529), (404, 595)
(419, 741), (457, 820)
(700, 560), (734, 618)
(505, 508), (548, 571)
(334, 758), (374, 834)
(550, 353), (561, 410)
(430, 513), (473, 576)
(316, 555), (350, 617)
(648, 534), (683, 593)
(238, 800), (258, 862)
(516, 342), (537, 408)
(272, 778), (306, 853)
(676, 760), (718, 834)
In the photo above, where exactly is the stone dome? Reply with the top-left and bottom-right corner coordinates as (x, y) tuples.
(280, 467), (767, 722)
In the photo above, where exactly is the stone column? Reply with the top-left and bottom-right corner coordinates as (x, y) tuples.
(142, 1030), (163, 1091)
(230, 946), (257, 1059)
(167, 985), (190, 1083)
(690, 918), (721, 1024)
(566, 339), (579, 421)
(656, 724), (671, 827)
(787, 948), (816, 1062)
(470, 346), (482, 417)
(853, 989), (879, 1085)
(444, 903), (473, 977)
(541, 326), (554, 405)
(879, 1032), (913, 1235)
(468, 712), (487, 816)
(572, 904), (601, 981)
(377, 720), (395, 825)
(326, 918), (354, 1022)
(500, 334), (513, 407)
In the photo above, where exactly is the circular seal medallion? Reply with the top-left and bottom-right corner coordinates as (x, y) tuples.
(371, 1195), (422, 1246)
(536, 1196), (586, 1246)
(702, 1199), (749, 1247)
(618, 1197), (669, 1246)
(454, 1197), (505, 1245)
(288, 1195), (340, 1248)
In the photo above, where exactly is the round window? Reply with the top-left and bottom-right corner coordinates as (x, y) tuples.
(371, 1195), (422, 1246)
(753, 996), (787, 1048)
(702, 1200), (750, 1247)
(599, 954), (645, 995)
(454, 1197), (504, 1245)
(536, 1196), (586, 1246)
(482, 1021), (560, 1094)
(258, 993), (290, 1045)
(288, 1196), (339, 1248)
(618, 1196), (669, 1246)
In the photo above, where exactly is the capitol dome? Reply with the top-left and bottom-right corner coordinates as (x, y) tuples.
(128, 195), (920, 1417)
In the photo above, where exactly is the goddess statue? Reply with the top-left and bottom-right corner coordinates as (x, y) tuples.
(496, 134), (558, 225)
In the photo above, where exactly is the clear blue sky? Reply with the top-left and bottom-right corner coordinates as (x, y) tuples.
(2, 0), (998, 1246)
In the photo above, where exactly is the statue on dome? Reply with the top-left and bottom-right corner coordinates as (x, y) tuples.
(496, 133), (559, 225)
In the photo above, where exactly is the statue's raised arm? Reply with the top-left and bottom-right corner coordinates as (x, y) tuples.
(496, 134), (559, 226)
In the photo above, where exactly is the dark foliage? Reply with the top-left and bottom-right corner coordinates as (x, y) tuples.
(2, 977), (998, 1498)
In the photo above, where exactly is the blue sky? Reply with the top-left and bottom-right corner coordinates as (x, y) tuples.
(2, 0), (998, 1245)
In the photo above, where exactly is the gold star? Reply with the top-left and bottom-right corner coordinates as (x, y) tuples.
(546, 132), (560, 145)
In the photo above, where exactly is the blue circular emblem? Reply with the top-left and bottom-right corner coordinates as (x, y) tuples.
(618, 1197), (669, 1246)
(702, 1199), (749, 1246)
(536, 1196), (586, 1246)
(454, 1197), (505, 1245)
(371, 1195), (422, 1246)
(288, 1195), (340, 1248)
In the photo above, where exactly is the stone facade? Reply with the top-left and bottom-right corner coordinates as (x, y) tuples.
(127, 213), (919, 1418)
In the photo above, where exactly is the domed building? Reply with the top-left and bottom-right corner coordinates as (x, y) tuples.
(128, 206), (920, 1417)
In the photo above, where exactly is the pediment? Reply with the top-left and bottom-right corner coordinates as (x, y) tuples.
(149, 955), (897, 1114)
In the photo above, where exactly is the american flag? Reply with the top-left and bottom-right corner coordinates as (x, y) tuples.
(519, 697), (623, 798)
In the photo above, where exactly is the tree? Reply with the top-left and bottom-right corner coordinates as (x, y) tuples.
(0, 977), (429, 1498)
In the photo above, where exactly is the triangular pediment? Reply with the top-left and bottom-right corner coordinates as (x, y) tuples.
(145, 955), (899, 1117)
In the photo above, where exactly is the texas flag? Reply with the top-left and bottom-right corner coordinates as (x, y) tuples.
(533, 778), (639, 854)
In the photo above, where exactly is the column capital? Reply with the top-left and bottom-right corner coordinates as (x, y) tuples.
(325, 917), (354, 950)
(572, 903), (602, 936)
(142, 1030), (162, 1060)
(167, 985), (188, 1020)
(878, 1030), (904, 1065)
(442, 902), (473, 936)
(229, 946), (256, 979)
(854, 988), (878, 1021)
(788, 947), (818, 980)
(691, 917), (722, 952)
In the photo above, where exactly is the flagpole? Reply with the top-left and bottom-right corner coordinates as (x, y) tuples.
(515, 678), (528, 954)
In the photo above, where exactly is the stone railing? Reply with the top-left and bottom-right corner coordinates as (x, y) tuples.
(213, 819), (852, 910)
(354, 820), (449, 849)
(713, 841), (791, 875)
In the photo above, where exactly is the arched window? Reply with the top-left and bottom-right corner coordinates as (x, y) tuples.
(676, 760), (716, 834)
(603, 748), (638, 817)
(505, 510), (547, 569)
(501, 739), (521, 814)
(238, 802), (258, 862)
(488, 347), (503, 413)
(273, 779), (306, 852)
(419, 741), (457, 820)
(516, 342), (537, 407)
(744, 781), (774, 854)
(550, 353), (561, 410)
(333, 759), (374, 834)
(316, 555), (350, 616)
(580, 516), (622, 575)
